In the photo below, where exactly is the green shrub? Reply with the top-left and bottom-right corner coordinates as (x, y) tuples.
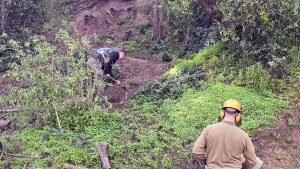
(165, 43), (222, 77)
(4, 29), (98, 129)
(0, 34), (33, 72)
(122, 40), (142, 52)
(217, 0), (300, 68)
(244, 63), (271, 93)
(136, 66), (205, 100)
(160, 0), (217, 51)
(161, 51), (173, 62)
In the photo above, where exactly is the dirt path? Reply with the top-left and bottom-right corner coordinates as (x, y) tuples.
(252, 100), (300, 169)
(104, 56), (169, 108)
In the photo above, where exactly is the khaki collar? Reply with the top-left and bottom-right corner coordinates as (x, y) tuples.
(222, 120), (236, 126)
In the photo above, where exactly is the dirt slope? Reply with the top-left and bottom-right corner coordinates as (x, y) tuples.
(253, 100), (300, 169)
(104, 55), (169, 108)
(67, 0), (152, 47)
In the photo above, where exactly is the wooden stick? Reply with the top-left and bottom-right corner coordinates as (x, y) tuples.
(4, 152), (41, 159)
(1, 160), (6, 169)
(95, 142), (111, 169)
(0, 141), (3, 159)
(22, 163), (28, 169)
(106, 75), (118, 83)
(105, 10), (113, 17)
(0, 108), (19, 113)
(0, 114), (6, 120)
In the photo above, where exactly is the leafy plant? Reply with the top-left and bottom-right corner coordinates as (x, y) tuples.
(122, 40), (142, 52)
(160, 0), (217, 51)
(217, 0), (300, 68)
(4, 29), (102, 129)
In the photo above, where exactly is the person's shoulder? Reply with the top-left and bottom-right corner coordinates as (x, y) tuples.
(232, 126), (250, 139)
(204, 122), (221, 130)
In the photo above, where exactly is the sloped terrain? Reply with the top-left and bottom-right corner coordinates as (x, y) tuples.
(105, 55), (169, 108)
(253, 100), (300, 168)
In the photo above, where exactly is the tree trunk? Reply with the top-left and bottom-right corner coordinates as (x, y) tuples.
(95, 142), (111, 169)
(152, 0), (161, 42)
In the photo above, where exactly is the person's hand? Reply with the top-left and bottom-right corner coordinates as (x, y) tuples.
(116, 80), (121, 85)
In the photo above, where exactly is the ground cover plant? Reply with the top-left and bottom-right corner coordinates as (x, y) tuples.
(0, 0), (299, 168)
(0, 82), (289, 168)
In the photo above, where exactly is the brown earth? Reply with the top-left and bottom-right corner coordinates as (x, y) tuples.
(104, 55), (169, 109)
(252, 100), (300, 169)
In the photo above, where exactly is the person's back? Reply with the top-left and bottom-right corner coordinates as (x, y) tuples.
(192, 99), (259, 169)
(201, 121), (255, 169)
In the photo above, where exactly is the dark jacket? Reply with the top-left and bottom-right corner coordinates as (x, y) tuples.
(95, 48), (120, 78)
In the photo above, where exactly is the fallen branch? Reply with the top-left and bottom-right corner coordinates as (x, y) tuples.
(1, 160), (6, 169)
(0, 108), (19, 113)
(63, 163), (89, 169)
(0, 114), (6, 120)
(4, 153), (42, 159)
(105, 10), (113, 17)
(0, 141), (3, 159)
(22, 163), (28, 169)
(95, 142), (111, 169)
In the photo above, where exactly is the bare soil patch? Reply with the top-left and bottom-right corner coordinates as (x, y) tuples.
(104, 55), (169, 108)
(252, 100), (300, 169)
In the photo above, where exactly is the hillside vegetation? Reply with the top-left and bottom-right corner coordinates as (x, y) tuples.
(0, 0), (299, 168)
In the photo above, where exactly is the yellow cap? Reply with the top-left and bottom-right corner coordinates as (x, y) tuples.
(222, 99), (242, 112)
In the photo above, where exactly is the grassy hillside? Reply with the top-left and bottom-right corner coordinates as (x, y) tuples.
(0, 45), (292, 168)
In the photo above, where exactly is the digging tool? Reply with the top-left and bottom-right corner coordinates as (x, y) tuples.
(105, 75), (118, 83)
(105, 75), (129, 90)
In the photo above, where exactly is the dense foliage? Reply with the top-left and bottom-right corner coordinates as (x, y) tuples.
(159, 0), (218, 52)
(3, 30), (107, 129)
(1, 0), (65, 34)
(217, 0), (300, 68)
(0, 1), (299, 168)
(0, 82), (289, 168)
(136, 43), (222, 99)
(0, 34), (34, 72)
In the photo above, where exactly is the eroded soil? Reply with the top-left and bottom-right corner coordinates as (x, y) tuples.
(104, 55), (169, 108)
(252, 100), (300, 169)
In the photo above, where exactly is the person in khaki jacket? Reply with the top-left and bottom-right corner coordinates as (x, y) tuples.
(192, 99), (266, 169)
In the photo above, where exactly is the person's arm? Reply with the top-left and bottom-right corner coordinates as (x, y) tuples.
(192, 127), (208, 165)
(103, 63), (114, 78)
(243, 136), (257, 169)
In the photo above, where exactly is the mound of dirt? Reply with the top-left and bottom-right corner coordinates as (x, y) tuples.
(104, 55), (169, 108)
(68, 0), (153, 47)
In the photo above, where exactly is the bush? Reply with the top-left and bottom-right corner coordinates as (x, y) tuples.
(217, 0), (300, 67)
(136, 66), (205, 100)
(160, 0), (218, 51)
(122, 40), (142, 52)
(161, 51), (173, 62)
(4, 29), (100, 129)
(244, 63), (270, 93)
(2, 0), (66, 34)
(0, 34), (34, 72)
